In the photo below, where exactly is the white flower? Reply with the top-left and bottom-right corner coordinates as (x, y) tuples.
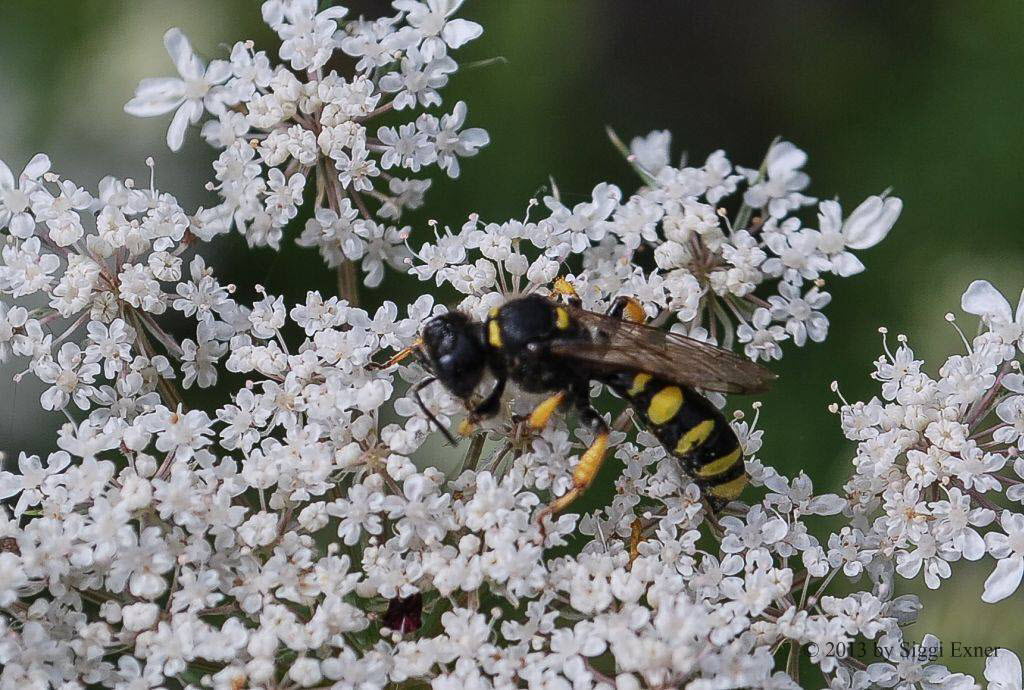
(768, 281), (831, 346)
(395, 0), (483, 60)
(737, 307), (788, 361)
(84, 318), (136, 379)
(35, 342), (99, 410)
(742, 140), (815, 218)
(816, 195), (903, 277)
(0, 153), (50, 238)
(425, 101), (490, 178)
(629, 129), (672, 174)
(265, 0), (348, 72)
(124, 28), (231, 150)
(0, 451), (71, 517)
(379, 45), (456, 110)
(0, 301), (28, 362)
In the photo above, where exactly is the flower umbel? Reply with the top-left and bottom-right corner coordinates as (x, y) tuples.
(1, 3), (1019, 689)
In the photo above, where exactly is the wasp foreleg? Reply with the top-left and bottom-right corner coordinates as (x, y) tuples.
(459, 376), (507, 436)
(527, 391), (567, 430)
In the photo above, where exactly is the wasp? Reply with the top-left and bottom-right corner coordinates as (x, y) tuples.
(380, 279), (776, 525)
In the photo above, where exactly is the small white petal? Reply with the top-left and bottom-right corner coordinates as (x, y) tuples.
(166, 102), (198, 151)
(23, 153), (51, 180)
(0, 158), (13, 189)
(843, 195), (902, 249)
(982, 556), (1024, 603)
(442, 18), (483, 49)
(962, 280), (1013, 322)
(125, 78), (187, 117)
(830, 252), (864, 277)
(164, 28), (203, 80)
(9, 212), (35, 239)
(985, 648), (1023, 690)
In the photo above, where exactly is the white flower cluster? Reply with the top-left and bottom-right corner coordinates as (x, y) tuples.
(836, 280), (1024, 603)
(1, 3), (1022, 689)
(0, 155), (243, 409)
(410, 131), (901, 363)
(125, 0), (489, 285)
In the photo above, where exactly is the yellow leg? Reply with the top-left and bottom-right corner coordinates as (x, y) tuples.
(528, 392), (566, 430)
(536, 430), (609, 536)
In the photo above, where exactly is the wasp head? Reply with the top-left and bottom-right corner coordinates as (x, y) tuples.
(420, 311), (486, 399)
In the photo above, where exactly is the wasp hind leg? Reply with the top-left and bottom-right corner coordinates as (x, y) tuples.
(535, 384), (610, 539)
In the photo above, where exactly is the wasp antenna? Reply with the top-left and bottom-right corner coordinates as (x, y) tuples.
(370, 340), (422, 371)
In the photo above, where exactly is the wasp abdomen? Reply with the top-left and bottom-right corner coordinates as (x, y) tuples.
(609, 371), (748, 506)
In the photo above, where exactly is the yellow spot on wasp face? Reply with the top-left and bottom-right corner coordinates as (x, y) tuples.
(555, 307), (571, 330)
(647, 385), (683, 425)
(709, 474), (748, 500)
(488, 319), (503, 348)
(488, 306), (500, 318)
(623, 298), (646, 324)
(696, 446), (742, 478)
(675, 419), (715, 455)
(628, 372), (652, 396)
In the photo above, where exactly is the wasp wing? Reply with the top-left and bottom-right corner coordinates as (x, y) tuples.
(549, 306), (777, 394)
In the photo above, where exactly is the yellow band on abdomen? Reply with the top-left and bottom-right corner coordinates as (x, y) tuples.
(696, 447), (742, 478)
(675, 419), (715, 455)
(647, 385), (683, 425)
(709, 474), (748, 500)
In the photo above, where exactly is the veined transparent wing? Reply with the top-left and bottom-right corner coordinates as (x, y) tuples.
(547, 306), (777, 394)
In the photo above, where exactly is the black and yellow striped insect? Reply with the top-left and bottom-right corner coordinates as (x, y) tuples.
(381, 279), (776, 524)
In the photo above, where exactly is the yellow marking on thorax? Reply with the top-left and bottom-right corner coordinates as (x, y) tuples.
(555, 307), (571, 330)
(696, 446), (742, 478)
(628, 372), (652, 396)
(647, 385), (683, 425)
(709, 474), (748, 500)
(488, 319), (503, 348)
(675, 419), (715, 455)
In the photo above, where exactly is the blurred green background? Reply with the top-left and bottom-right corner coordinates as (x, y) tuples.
(2, 0), (1023, 674)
